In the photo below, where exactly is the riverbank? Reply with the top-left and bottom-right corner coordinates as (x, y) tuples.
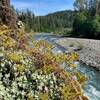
(55, 38), (100, 70)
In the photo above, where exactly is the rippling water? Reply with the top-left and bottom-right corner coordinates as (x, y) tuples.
(34, 33), (100, 100)
(77, 64), (100, 100)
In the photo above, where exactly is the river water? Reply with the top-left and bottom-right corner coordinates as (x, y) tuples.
(34, 33), (100, 100)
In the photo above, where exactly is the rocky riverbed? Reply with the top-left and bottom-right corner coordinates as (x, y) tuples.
(55, 38), (100, 70)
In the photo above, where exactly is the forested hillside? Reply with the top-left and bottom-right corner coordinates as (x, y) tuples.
(17, 0), (100, 39)
(17, 10), (75, 34)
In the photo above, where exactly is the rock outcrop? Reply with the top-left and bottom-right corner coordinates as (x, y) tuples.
(0, 0), (17, 29)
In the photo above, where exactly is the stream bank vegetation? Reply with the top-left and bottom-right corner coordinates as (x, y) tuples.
(0, 24), (89, 100)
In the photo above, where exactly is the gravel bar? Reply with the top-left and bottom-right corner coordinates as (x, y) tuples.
(55, 38), (100, 70)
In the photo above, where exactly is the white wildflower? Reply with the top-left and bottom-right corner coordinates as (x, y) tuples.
(34, 95), (38, 98)
(0, 85), (5, 91)
(50, 80), (53, 84)
(23, 76), (27, 81)
(5, 74), (10, 78)
(1, 63), (5, 67)
(0, 91), (5, 96)
(21, 91), (26, 96)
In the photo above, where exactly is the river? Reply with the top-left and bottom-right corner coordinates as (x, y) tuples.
(34, 33), (100, 100)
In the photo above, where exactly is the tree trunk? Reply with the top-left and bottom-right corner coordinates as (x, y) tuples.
(0, 0), (17, 29)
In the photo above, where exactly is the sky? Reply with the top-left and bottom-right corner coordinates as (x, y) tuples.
(11, 0), (75, 16)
